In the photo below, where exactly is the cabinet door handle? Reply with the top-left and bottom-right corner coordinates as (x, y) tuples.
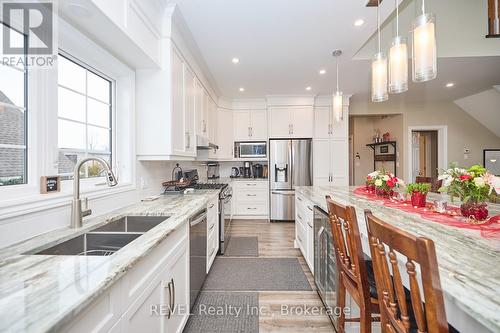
(246, 194), (257, 197)
(203, 120), (206, 133)
(247, 207), (257, 210)
(209, 203), (215, 209)
(297, 235), (302, 242)
(297, 196), (303, 202)
(291, 124), (294, 134)
(297, 214), (303, 220)
(246, 183), (257, 186)
(307, 222), (313, 228)
(209, 223), (215, 230)
(185, 132), (190, 149)
(307, 206), (313, 211)
(165, 280), (172, 319)
(250, 127), (253, 137)
(170, 278), (175, 317)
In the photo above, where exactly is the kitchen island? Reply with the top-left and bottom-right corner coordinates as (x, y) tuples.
(295, 186), (500, 333)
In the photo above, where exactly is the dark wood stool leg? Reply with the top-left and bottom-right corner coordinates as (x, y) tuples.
(337, 273), (346, 333)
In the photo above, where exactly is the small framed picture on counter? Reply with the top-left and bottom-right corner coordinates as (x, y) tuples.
(40, 176), (61, 194)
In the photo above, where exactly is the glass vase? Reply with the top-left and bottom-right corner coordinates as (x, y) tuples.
(460, 201), (489, 221)
(375, 187), (393, 198)
(411, 192), (427, 208)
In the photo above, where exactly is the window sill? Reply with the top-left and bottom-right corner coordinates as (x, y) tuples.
(0, 183), (136, 221)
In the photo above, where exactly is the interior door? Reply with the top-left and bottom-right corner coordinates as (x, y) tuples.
(270, 139), (292, 190)
(411, 132), (420, 182)
(291, 139), (312, 188)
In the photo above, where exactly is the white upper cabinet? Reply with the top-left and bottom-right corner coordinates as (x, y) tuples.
(184, 66), (196, 156)
(207, 97), (217, 143)
(137, 41), (218, 160)
(216, 108), (234, 159)
(233, 109), (268, 141)
(269, 106), (313, 138)
(250, 109), (268, 140)
(233, 111), (252, 141)
(314, 105), (348, 139)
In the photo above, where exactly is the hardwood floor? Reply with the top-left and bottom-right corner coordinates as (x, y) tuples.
(229, 219), (335, 332)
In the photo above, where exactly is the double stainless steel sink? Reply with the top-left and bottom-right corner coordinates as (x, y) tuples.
(28, 216), (169, 257)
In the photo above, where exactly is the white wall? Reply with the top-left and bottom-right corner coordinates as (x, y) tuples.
(350, 99), (500, 182)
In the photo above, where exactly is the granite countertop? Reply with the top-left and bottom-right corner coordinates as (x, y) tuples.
(296, 186), (500, 333)
(0, 190), (220, 333)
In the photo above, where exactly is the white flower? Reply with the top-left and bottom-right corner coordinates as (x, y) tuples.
(474, 177), (485, 188)
(368, 171), (380, 178)
(375, 179), (383, 187)
(383, 175), (390, 181)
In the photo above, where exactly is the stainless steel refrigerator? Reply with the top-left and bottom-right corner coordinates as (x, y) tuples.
(269, 139), (312, 221)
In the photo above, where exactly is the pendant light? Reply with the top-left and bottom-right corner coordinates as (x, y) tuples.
(372, 0), (388, 102)
(412, 0), (437, 82)
(332, 49), (343, 122)
(389, 0), (408, 93)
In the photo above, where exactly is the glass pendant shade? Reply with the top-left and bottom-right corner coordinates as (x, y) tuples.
(389, 36), (408, 94)
(412, 13), (437, 82)
(333, 91), (343, 122)
(371, 52), (388, 102)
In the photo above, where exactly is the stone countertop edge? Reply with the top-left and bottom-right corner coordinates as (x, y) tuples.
(0, 190), (220, 333)
(294, 185), (500, 333)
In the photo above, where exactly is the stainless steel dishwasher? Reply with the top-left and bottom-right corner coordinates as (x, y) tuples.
(189, 209), (207, 309)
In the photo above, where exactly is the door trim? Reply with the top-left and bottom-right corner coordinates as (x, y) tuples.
(407, 126), (447, 183)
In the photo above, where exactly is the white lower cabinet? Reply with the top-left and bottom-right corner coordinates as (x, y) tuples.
(62, 222), (189, 333)
(233, 181), (269, 218)
(207, 196), (219, 272)
(295, 193), (314, 275)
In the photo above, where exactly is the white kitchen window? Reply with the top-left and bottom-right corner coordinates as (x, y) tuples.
(0, 23), (28, 187)
(57, 53), (113, 181)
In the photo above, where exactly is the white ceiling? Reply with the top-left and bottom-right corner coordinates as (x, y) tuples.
(169, 0), (500, 101)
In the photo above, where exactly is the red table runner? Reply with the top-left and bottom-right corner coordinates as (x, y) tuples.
(353, 187), (500, 239)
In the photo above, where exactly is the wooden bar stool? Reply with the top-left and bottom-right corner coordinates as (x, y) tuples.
(364, 210), (449, 333)
(325, 196), (380, 333)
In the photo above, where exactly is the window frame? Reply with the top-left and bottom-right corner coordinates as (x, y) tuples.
(0, 17), (136, 216)
(0, 21), (29, 187)
(56, 50), (115, 182)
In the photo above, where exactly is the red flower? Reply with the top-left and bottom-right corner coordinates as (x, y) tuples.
(459, 174), (472, 182)
(367, 176), (372, 180)
(386, 180), (395, 188)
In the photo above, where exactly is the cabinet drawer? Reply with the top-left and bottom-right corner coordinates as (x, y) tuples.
(207, 197), (218, 221)
(234, 181), (268, 190)
(296, 218), (306, 249)
(236, 188), (268, 203)
(235, 202), (268, 215)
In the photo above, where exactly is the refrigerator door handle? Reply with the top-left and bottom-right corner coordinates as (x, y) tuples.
(271, 191), (295, 196)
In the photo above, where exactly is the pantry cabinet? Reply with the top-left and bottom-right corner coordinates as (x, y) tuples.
(233, 109), (268, 141)
(313, 138), (349, 186)
(314, 105), (348, 139)
(268, 106), (313, 138)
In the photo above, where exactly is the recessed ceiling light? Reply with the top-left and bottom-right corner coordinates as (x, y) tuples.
(239, 87), (245, 92)
(445, 82), (455, 88)
(232, 58), (240, 64)
(319, 69), (326, 75)
(354, 19), (364, 27)
(305, 86), (312, 91)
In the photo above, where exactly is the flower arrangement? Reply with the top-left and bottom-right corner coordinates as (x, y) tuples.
(406, 183), (431, 208)
(367, 170), (405, 197)
(438, 164), (500, 220)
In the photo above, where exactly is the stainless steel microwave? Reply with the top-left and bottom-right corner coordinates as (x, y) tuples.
(234, 141), (267, 158)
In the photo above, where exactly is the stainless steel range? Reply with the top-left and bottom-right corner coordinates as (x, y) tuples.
(162, 169), (232, 255)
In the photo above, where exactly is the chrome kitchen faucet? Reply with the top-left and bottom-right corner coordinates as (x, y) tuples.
(71, 157), (118, 228)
